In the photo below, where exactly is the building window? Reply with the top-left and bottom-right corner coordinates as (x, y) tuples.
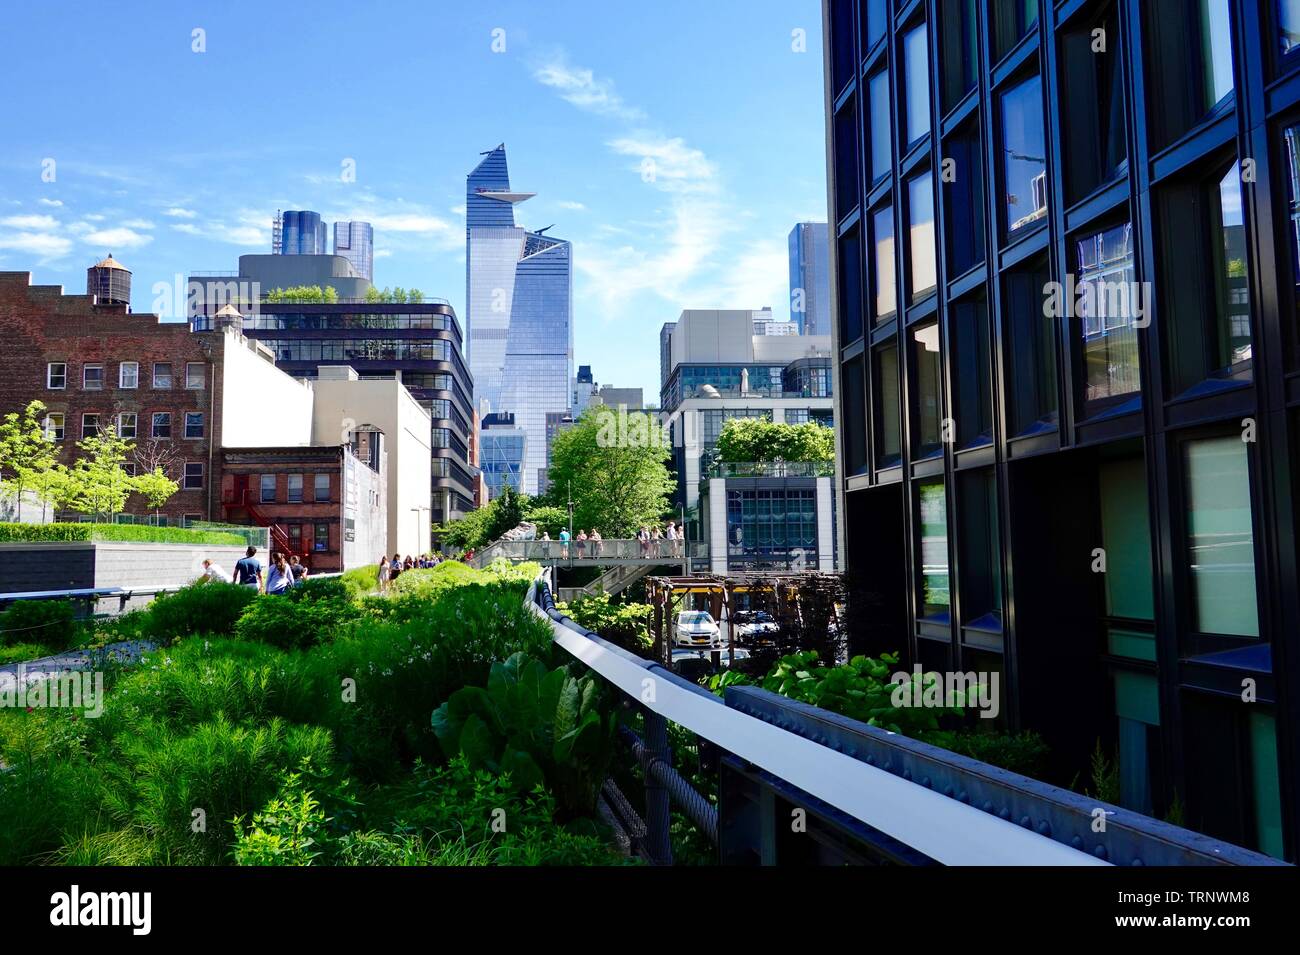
(44, 413), (64, 441)
(1111, 670), (1163, 815)
(872, 205), (897, 322)
(315, 473), (330, 502)
(867, 70), (892, 184)
(917, 480), (950, 619)
(725, 488), (817, 567)
(908, 170), (937, 301)
(940, 0), (979, 112)
(151, 412), (171, 439)
(260, 474), (277, 503)
(874, 340), (902, 468)
(1001, 74), (1048, 239)
(287, 474), (303, 503)
(992, 0), (1038, 62)
(184, 412), (205, 439)
(1159, 161), (1253, 395)
(1060, 3), (1127, 203)
(1076, 222), (1140, 410)
(117, 412), (137, 439)
(289, 524), (303, 546)
(909, 322), (943, 458)
(153, 362), (172, 389)
(183, 463), (204, 490)
(1100, 454), (1156, 662)
(1145, 0), (1234, 149)
(1005, 257), (1058, 435)
(83, 364), (104, 390)
(314, 523), (330, 553)
(81, 413), (100, 439)
(958, 468), (1002, 629)
(119, 361), (139, 389)
(903, 22), (931, 146)
(46, 363), (66, 390)
(838, 226), (863, 344)
(829, 0), (856, 93)
(951, 294), (993, 448)
(185, 362), (206, 389)
(944, 119), (985, 276)
(1183, 435), (1258, 637)
(1280, 0), (1300, 59)
(861, 0), (887, 53)
(842, 357), (867, 476)
(834, 99), (860, 221)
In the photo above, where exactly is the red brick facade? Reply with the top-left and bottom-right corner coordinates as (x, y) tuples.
(0, 272), (226, 523)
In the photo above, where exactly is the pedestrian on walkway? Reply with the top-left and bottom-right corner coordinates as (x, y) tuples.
(198, 558), (229, 584)
(289, 555), (309, 585)
(377, 556), (390, 594)
(541, 531), (552, 559)
(651, 525), (664, 557)
(266, 554), (296, 595)
(559, 527), (571, 559)
(637, 526), (651, 557)
(576, 529), (588, 557)
(390, 553), (403, 582)
(233, 546), (263, 591)
(590, 528), (603, 557)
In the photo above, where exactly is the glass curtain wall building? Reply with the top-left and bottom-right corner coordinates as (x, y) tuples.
(333, 221), (374, 282)
(465, 144), (574, 497)
(789, 222), (833, 335)
(824, 0), (1300, 860)
(273, 210), (329, 256)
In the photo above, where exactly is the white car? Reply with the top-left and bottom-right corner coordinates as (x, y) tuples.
(674, 610), (721, 647)
(732, 610), (778, 643)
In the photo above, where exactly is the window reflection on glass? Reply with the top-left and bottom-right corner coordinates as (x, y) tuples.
(869, 70), (892, 183)
(918, 480), (950, 617)
(941, 0), (979, 111)
(992, 0), (1038, 61)
(1001, 75), (1047, 237)
(1184, 435), (1258, 637)
(875, 341), (901, 467)
(1213, 167), (1253, 372)
(1077, 223), (1140, 404)
(862, 0), (888, 52)
(873, 206), (897, 320)
(909, 171), (937, 300)
(1200, 0), (1234, 111)
(1281, 0), (1300, 57)
(904, 23), (932, 144)
(1284, 125), (1300, 347)
(911, 322), (943, 456)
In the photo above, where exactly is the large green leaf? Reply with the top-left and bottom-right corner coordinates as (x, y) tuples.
(459, 713), (500, 771)
(499, 745), (546, 794)
(554, 676), (582, 738)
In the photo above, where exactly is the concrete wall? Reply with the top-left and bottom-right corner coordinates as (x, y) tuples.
(236, 254), (370, 301)
(220, 329), (314, 447)
(312, 370), (432, 556)
(342, 445), (387, 568)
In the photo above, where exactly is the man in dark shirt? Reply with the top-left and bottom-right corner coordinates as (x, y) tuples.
(233, 546), (263, 591)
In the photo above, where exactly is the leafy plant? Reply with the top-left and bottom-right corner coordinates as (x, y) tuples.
(0, 522), (245, 545)
(143, 581), (257, 640)
(556, 592), (652, 653)
(432, 653), (618, 818)
(234, 592), (359, 649)
(716, 418), (834, 465)
(0, 599), (78, 650)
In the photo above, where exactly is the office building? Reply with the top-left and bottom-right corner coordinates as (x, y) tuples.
(479, 411), (527, 498)
(823, 0), (1296, 859)
(789, 222), (832, 335)
(465, 144), (574, 495)
(273, 210), (329, 255)
(333, 220), (374, 282)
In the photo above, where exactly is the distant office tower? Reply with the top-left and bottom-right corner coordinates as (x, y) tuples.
(333, 221), (374, 282)
(274, 210), (329, 256)
(479, 412), (527, 498)
(788, 222), (830, 335)
(573, 365), (597, 415)
(465, 144), (574, 496)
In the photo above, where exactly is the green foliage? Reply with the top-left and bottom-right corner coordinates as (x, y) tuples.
(544, 405), (675, 538)
(131, 467), (180, 514)
(556, 592), (652, 654)
(144, 581), (257, 640)
(0, 400), (60, 520)
(0, 599), (78, 650)
(432, 653), (618, 819)
(232, 763), (331, 866)
(0, 521), (245, 545)
(437, 486), (531, 552)
(338, 564), (381, 599)
(62, 426), (136, 518)
(524, 504), (569, 536)
(1086, 740), (1121, 804)
(365, 286), (424, 304)
(927, 729), (1051, 779)
(234, 586), (360, 650)
(264, 285), (338, 303)
(0, 642), (56, 665)
(716, 418), (834, 465)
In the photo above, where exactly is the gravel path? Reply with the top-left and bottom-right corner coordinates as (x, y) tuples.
(0, 639), (157, 695)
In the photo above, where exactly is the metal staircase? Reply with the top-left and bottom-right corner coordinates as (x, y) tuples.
(556, 562), (655, 603)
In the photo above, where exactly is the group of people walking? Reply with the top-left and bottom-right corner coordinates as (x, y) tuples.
(376, 552), (443, 593)
(535, 522), (684, 559)
(200, 546), (309, 594)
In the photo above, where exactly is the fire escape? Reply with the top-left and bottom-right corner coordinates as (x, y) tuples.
(221, 487), (302, 558)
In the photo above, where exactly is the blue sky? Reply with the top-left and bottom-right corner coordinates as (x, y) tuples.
(0, 0), (828, 399)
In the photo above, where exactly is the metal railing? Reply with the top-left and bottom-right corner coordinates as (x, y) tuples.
(529, 571), (1284, 867)
(705, 460), (835, 479)
(469, 538), (704, 568)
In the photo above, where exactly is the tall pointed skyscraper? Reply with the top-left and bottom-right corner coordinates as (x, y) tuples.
(465, 144), (573, 497)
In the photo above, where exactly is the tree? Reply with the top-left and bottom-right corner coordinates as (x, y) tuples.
(716, 418), (834, 465)
(489, 483), (525, 539)
(546, 405), (676, 538)
(265, 285), (339, 304)
(524, 504), (568, 536)
(132, 467), (180, 522)
(133, 437), (182, 480)
(65, 426), (136, 519)
(0, 400), (60, 521)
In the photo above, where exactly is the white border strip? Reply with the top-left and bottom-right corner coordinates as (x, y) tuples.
(535, 599), (1107, 866)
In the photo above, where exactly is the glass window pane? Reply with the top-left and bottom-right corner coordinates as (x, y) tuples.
(951, 295), (993, 447)
(1280, 0), (1300, 57)
(1077, 222), (1140, 405)
(869, 70), (892, 183)
(1200, 0), (1234, 109)
(873, 206), (896, 321)
(910, 321), (943, 456)
(838, 227), (863, 343)
(918, 480), (950, 617)
(959, 468), (1002, 624)
(1005, 259), (1057, 434)
(1248, 711), (1285, 858)
(992, 0), (1038, 61)
(1001, 75), (1047, 237)
(1215, 167), (1252, 373)
(842, 358), (867, 475)
(904, 23), (931, 144)
(875, 341), (901, 467)
(1099, 455), (1154, 620)
(941, 0), (979, 111)
(863, 0), (887, 51)
(830, 0), (855, 91)
(944, 121), (985, 275)
(835, 102), (860, 221)
(1184, 435), (1258, 637)
(908, 171), (937, 299)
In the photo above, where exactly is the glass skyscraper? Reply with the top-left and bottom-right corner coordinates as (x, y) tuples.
(333, 220), (373, 281)
(465, 144), (573, 496)
(273, 210), (329, 256)
(789, 221), (830, 335)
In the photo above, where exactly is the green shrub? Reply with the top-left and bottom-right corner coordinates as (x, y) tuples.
(0, 521), (245, 546)
(234, 592), (359, 649)
(556, 592), (652, 653)
(932, 729), (1052, 778)
(286, 577), (350, 604)
(0, 599), (78, 650)
(143, 582), (256, 640)
(0, 642), (56, 665)
(338, 565), (380, 599)
(232, 765), (331, 866)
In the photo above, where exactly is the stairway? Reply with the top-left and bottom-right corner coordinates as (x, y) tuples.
(556, 562), (655, 603)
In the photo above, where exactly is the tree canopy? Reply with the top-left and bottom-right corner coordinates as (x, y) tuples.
(264, 285), (339, 303)
(716, 418), (834, 464)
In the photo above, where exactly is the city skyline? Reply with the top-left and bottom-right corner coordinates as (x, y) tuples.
(0, 0), (828, 401)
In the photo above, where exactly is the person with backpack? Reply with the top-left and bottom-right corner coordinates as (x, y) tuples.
(266, 554), (296, 595)
(233, 546), (263, 591)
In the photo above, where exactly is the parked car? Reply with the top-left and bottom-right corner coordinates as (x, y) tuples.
(731, 609), (778, 644)
(674, 610), (721, 647)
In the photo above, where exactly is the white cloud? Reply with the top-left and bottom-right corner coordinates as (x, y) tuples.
(1, 214), (59, 230)
(607, 136), (717, 193)
(450, 204), (467, 217)
(374, 248), (393, 259)
(556, 200), (587, 211)
(121, 219), (154, 230)
(0, 232), (73, 260)
(38, 198), (63, 207)
(532, 57), (645, 122)
(164, 207), (197, 219)
(80, 227), (153, 250)
(83, 214), (106, 222)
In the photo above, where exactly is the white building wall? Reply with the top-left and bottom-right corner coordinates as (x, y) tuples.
(708, 477), (728, 574)
(219, 330), (314, 447)
(816, 477), (834, 572)
(342, 445), (387, 568)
